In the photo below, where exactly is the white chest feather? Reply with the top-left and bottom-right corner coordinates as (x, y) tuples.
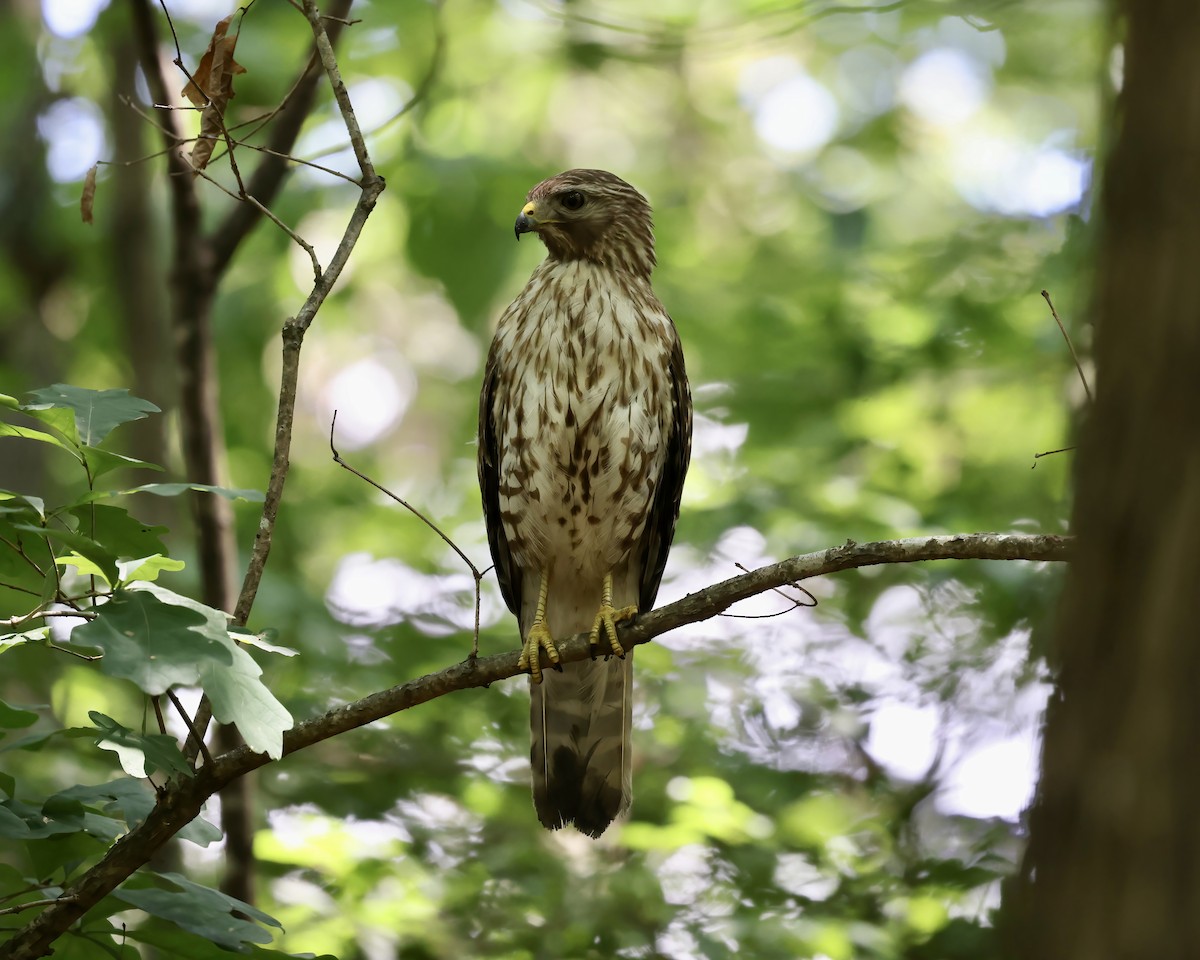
(491, 260), (674, 580)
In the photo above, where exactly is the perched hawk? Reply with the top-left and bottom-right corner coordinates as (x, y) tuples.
(478, 169), (692, 837)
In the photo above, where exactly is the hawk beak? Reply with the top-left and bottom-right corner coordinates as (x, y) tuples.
(514, 201), (538, 241)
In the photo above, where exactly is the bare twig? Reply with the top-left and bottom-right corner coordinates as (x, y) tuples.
(301, 0), (373, 181)
(44, 644), (102, 662)
(1032, 444), (1078, 468)
(0, 531), (1071, 960)
(210, 0), (356, 274)
(166, 689), (213, 768)
(1042, 289), (1093, 403)
(0, 900), (60, 919)
(230, 0), (386, 640)
(0, 609), (95, 629)
(719, 560), (817, 619)
(150, 696), (168, 736)
(301, 0), (444, 163)
(330, 411), (488, 656)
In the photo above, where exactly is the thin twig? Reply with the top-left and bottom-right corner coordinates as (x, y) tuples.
(150, 696), (168, 736)
(0, 609), (95, 629)
(186, 156), (324, 279)
(1034, 446), (1078, 460)
(329, 414), (483, 582)
(301, 0), (445, 163)
(301, 0), (374, 185)
(223, 0), (388, 708)
(210, 0), (356, 273)
(0, 900), (61, 919)
(329, 411), (487, 657)
(719, 560), (817, 619)
(45, 643), (102, 662)
(1042, 289), (1093, 403)
(166, 689), (212, 768)
(0, 581), (42, 599)
(0, 536), (46, 579)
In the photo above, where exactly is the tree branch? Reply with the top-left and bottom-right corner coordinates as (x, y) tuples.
(208, 0), (354, 276)
(232, 0), (385, 628)
(0, 531), (1069, 960)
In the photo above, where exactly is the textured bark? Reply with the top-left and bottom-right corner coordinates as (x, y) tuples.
(107, 24), (172, 517)
(1013, 3), (1200, 957)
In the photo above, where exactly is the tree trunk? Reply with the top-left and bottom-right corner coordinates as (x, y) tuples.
(1013, 2), (1200, 957)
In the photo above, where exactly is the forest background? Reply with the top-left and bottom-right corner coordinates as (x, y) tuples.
(0, 0), (1118, 958)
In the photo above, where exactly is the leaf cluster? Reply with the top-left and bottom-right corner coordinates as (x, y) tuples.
(0, 386), (301, 956)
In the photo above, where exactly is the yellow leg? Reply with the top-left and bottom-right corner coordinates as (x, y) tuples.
(588, 572), (639, 658)
(518, 570), (559, 684)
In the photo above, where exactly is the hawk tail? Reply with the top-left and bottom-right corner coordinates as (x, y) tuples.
(530, 653), (632, 838)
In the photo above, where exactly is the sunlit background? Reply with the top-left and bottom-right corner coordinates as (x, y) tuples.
(5, 0), (1102, 956)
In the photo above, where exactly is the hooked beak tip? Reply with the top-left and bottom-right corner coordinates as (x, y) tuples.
(514, 211), (534, 240)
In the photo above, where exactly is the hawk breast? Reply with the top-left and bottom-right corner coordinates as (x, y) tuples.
(491, 259), (674, 582)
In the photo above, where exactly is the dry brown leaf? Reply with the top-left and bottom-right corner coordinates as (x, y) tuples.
(182, 12), (248, 171)
(80, 163), (97, 225)
(181, 13), (245, 106)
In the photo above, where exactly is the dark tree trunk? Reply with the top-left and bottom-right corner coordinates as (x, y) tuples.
(1013, 2), (1200, 957)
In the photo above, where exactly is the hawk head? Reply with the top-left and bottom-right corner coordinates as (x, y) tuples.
(514, 169), (656, 277)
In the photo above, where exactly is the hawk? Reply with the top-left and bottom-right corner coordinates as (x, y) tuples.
(478, 169), (692, 837)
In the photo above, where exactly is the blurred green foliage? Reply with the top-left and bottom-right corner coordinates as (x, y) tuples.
(0, 0), (1101, 957)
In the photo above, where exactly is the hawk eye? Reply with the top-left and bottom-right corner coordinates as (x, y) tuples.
(560, 191), (586, 211)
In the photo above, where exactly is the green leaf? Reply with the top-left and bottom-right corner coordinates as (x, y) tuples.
(0, 727), (72, 753)
(71, 590), (233, 695)
(1, 794), (110, 840)
(124, 482), (265, 502)
(201, 645), (294, 759)
(122, 924), (265, 960)
(55, 552), (112, 582)
(14, 402), (80, 445)
(89, 711), (193, 779)
(229, 628), (299, 657)
(54, 778), (220, 846)
(24, 830), (106, 878)
(0, 490), (45, 518)
(0, 628), (47, 653)
(40, 792), (126, 842)
(81, 446), (165, 481)
(0, 802), (31, 838)
(12, 522), (119, 586)
(118, 555), (186, 584)
(0, 501), (57, 600)
(72, 482), (266, 505)
(50, 924), (140, 960)
(114, 871), (281, 951)
(0, 421), (80, 458)
(64, 503), (169, 560)
(135, 584), (293, 757)
(0, 698), (38, 729)
(24, 384), (160, 446)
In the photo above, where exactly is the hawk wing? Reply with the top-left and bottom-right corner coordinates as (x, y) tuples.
(637, 335), (692, 614)
(478, 341), (522, 618)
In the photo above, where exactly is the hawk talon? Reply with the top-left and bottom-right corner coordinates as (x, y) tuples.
(519, 620), (559, 684)
(588, 602), (638, 659)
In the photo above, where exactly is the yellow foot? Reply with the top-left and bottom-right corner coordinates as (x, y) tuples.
(588, 603), (638, 658)
(519, 620), (560, 684)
